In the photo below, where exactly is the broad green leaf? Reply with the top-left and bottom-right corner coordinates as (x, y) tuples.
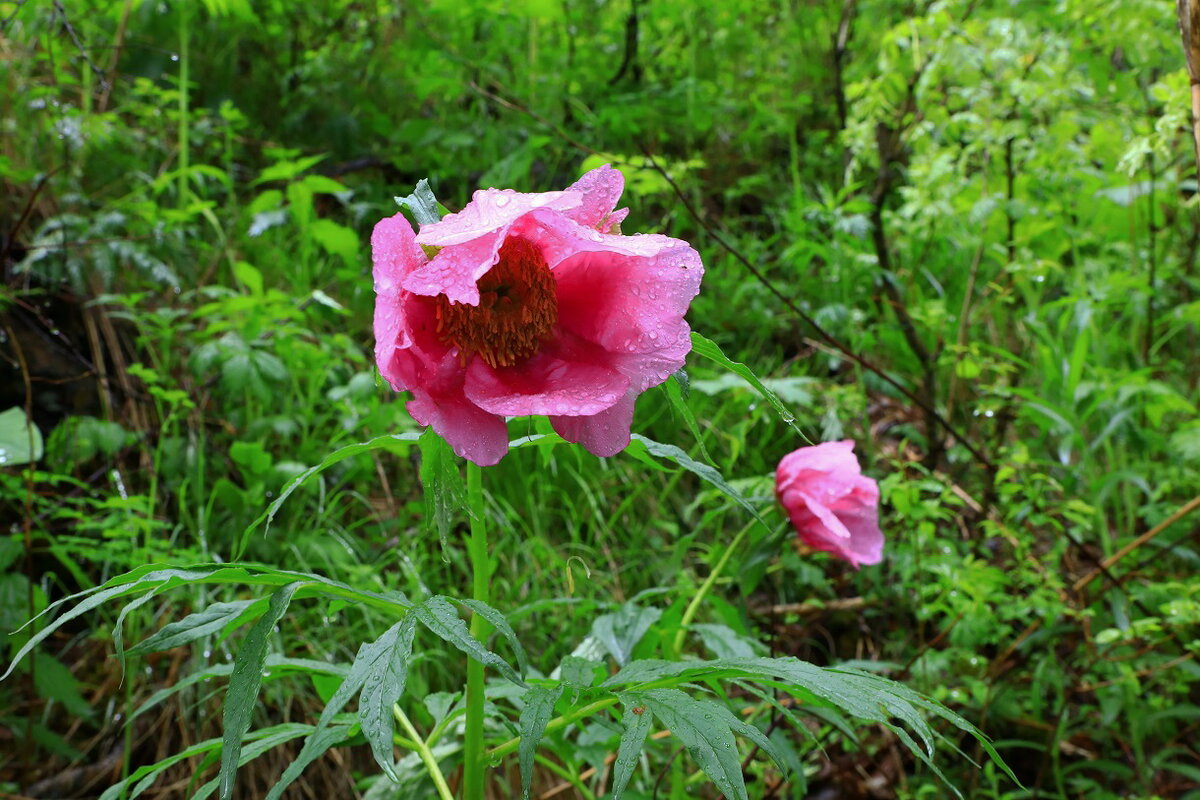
(628, 435), (771, 531)
(395, 178), (443, 226)
(518, 683), (565, 799)
(640, 688), (749, 800)
(411, 596), (524, 686)
(310, 218), (359, 266)
(360, 617), (418, 780)
(610, 697), (653, 799)
(689, 332), (809, 441)
(0, 406), (43, 465)
(218, 582), (301, 800)
(129, 599), (259, 655)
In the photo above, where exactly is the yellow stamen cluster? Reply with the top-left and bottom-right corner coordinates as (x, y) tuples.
(435, 237), (558, 368)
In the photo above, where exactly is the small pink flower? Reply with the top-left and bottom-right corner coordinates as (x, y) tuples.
(775, 440), (883, 568)
(372, 165), (704, 466)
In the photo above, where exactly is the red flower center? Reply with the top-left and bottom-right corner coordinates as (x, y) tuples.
(435, 237), (558, 368)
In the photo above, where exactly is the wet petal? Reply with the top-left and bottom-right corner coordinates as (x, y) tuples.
(464, 332), (630, 417)
(550, 391), (636, 458)
(561, 164), (625, 229)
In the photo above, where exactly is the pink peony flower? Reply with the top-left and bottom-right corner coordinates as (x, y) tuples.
(372, 165), (704, 466)
(775, 440), (883, 568)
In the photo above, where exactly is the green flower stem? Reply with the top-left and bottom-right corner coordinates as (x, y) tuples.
(488, 696), (620, 761)
(393, 704), (454, 800)
(672, 520), (755, 655)
(463, 460), (491, 800)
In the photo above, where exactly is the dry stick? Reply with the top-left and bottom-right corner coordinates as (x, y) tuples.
(52, 0), (109, 94)
(990, 492), (1200, 681)
(1071, 493), (1200, 593)
(97, 0), (134, 113)
(1178, 0), (1200, 178)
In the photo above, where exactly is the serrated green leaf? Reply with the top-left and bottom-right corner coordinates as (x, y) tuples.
(218, 583), (301, 800)
(395, 178), (443, 226)
(412, 596), (524, 686)
(129, 599), (259, 656)
(271, 623), (412, 799)
(360, 617), (418, 780)
(519, 683), (564, 799)
(558, 655), (602, 691)
(640, 688), (749, 800)
(611, 697), (653, 799)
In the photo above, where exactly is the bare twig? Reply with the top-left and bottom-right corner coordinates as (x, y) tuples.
(1177, 0), (1200, 177)
(52, 0), (110, 94)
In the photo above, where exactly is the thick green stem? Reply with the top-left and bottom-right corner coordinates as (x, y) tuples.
(672, 521), (754, 655)
(393, 704), (455, 800)
(463, 461), (491, 800)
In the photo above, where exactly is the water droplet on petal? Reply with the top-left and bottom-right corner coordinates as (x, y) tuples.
(494, 194), (510, 208)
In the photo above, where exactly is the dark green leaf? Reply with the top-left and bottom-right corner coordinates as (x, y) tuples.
(519, 683), (564, 799)
(689, 332), (808, 440)
(611, 697), (654, 799)
(218, 582), (301, 800)
(129, 599), (259, 656)
(359, 617), (418, 780)
(640, 688), (749, 800)
(419, 428), (465, 556)
(412, 596), (524, 686)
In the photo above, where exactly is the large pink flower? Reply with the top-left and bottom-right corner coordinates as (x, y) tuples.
(775, 440), (883, 568)
(372, 165), (704, 466)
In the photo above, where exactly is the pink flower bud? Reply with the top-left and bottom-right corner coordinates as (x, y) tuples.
(775, 440), (883, 568)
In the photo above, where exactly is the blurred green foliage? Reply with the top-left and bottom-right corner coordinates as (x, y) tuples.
(1, 0), (1198, 797)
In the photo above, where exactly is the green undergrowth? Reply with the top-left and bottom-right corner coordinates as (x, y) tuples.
(2, 1), (1199, 798)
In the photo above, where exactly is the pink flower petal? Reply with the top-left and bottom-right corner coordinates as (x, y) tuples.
(550, 391), (636, 457)
(561, 165), (624, 229)
(416, 188), (582, 247)
(464, 332), (630, 417)
(402, 231), (503, 306)
(407, 382), (510, 467)
(372, 213), (427, 385)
